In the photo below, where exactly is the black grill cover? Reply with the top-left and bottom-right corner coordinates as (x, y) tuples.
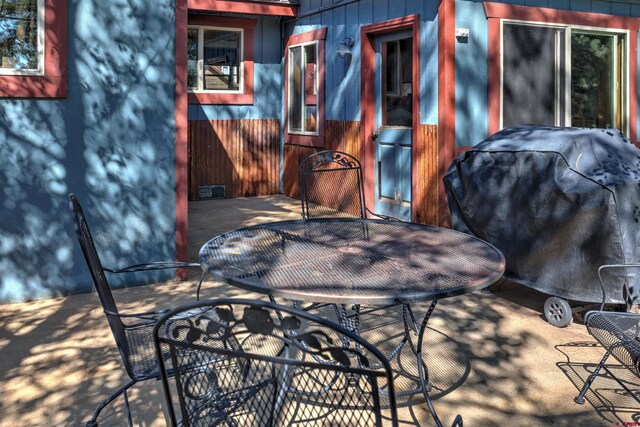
(444, 126), (640, 304)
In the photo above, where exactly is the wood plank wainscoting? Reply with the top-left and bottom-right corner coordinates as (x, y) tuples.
(283, 120), (361, 199)
(188, 119), (280, 200)
(415, 124), (439, 226)
(283, 120), (439, 225)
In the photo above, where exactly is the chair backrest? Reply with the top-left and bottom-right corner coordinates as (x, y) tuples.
(68, 193), (132, 373)
(154, 298), (397, 427)
(298, 150), (366, 219)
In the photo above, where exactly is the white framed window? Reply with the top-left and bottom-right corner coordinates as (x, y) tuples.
(287, 41), (318, 135)
(187, 25), (243, 93)
(501, 20), (628, 133)
(0, 0), (45, 76)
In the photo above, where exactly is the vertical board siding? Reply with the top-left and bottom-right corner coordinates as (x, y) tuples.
(283, 120), (361, 198)
(416, 124), (439, 226)
(188, 119), (280, 199)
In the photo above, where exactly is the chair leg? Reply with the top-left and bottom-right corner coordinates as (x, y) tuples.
(575, 350), (611, 404)
(86, 379), (137, 427)
(195, 271), (208, 301)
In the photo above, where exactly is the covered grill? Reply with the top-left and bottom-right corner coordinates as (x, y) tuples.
(444, 126), (640, 326)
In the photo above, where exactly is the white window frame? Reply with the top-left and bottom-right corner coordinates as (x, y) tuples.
(500, 19), (629, 134)
(187, 25), (244, 94)
(0, 0), (45, 76)
(287, 40), (319, 136)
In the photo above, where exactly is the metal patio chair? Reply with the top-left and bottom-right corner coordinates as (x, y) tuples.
(298, 150), (398, 220)
(154, 298), (463, 426)
(575, 264), (640, 405)
(69, 193), (202, 426)
(297, 150), (412, 339)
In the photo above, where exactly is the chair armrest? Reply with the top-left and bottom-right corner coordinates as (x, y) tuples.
(365, 207), (404, 222)
(104, 261), (201, 273)
(104, 308), (170, 325)
(596, 264), (640, 311)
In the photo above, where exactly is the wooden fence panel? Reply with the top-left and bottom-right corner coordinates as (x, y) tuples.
(188, 119), (280, 199)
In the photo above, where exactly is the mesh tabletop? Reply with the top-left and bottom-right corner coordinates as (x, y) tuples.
(199, 219), (506, 305)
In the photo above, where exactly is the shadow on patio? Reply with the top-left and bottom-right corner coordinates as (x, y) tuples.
(0, 195), (632, 426)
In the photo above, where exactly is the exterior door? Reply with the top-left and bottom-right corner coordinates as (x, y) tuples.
(374, 32), (413, 220)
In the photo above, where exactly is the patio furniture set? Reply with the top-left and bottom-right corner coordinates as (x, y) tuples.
(71, 150), (640, 426)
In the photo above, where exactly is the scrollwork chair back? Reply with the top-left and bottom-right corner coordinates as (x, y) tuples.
(154, 298), (398, 426)
(298, 150), (367, 219)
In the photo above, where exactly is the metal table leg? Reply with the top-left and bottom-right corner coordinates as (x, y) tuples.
(415, 300), (445, 427)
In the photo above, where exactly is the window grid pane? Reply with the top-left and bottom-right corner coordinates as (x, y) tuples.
(188, 26), (242, 93)
(502, 22), (624, 131)
(203, 29), (240, 91)
(0, 0), (39, 71)
(571, 32), (615, 128)
(289, 46), (303, 132)
(303, 44), (317, 132)
(187, 28), (198, 89)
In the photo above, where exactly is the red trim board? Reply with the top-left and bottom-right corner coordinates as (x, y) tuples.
(175, 0), (189, 278)
(438, 0), (455, 227)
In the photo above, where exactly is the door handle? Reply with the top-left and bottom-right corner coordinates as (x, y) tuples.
(372, 131), (379, 141)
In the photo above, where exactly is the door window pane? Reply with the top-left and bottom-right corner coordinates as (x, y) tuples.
(0, 0), (40, 71)
(571, 33), (614, 128)
(385, 42), (398, 95)
(382, 38), (412, 127)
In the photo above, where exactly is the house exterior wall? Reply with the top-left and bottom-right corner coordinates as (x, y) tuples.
(186, 14), (283, 200)
(282, 0), (640, 227)
(5, 0), (640, 302)
(0, 0), (179, 303)
(285, 1), (439, 125)
(281, 1), (441, 225)
(455, 1), (488, 148)
(457, 0), (640, 150)
(187, 15), (282, 121)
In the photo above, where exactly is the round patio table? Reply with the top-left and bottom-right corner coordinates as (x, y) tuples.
(199, 218), (505, 426)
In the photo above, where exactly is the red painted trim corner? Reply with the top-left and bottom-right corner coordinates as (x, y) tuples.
(188, 0), (297, 17)
(438, 0), (455, 227)
(175, 0), (189, 277)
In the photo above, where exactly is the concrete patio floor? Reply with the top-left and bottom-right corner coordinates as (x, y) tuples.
(1, 195), (637, 426)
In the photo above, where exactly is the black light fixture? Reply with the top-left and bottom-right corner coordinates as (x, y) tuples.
(337, 37), (355, 58)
